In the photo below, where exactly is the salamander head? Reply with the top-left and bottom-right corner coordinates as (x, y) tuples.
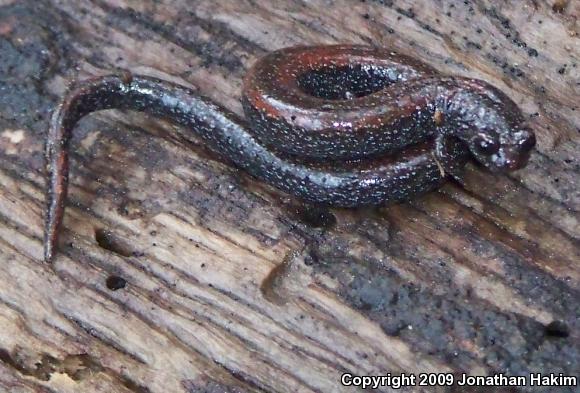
(469, 125), (535, 171)
(446, 82), (536, 172)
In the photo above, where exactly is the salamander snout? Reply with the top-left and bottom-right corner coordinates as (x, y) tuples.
(469, 128), (535, 172)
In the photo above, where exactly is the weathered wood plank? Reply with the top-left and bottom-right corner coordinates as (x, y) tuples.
(0, 0), (578, 392)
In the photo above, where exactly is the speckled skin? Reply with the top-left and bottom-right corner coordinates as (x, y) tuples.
(44, 45), (535, 262)
(242, 46), (440, 158)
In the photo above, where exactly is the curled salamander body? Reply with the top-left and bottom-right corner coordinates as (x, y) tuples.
(44, 45), (535, 262)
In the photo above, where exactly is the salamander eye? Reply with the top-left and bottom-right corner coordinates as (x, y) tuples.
(518, 130), (536, 153)
(473, 134), (500, 155)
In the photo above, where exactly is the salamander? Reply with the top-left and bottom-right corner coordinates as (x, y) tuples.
(44, 45), (535, 262)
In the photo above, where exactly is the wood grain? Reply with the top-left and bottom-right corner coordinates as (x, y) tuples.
(0, 0), (578, 392)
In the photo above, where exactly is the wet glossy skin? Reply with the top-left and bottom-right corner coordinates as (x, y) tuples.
(44, 45), (535, 262)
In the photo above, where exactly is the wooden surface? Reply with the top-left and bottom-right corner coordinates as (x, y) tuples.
(0, 0), (578, 392)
